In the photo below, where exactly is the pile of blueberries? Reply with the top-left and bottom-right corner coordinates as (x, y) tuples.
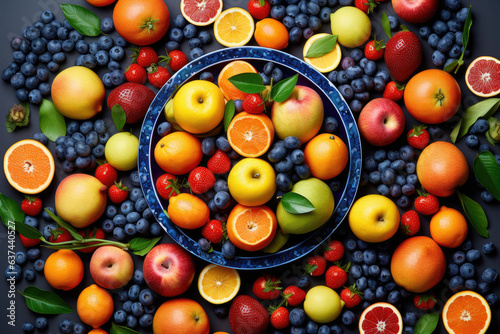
(328, 50), (391, 113)
(10, 242), (43, 283)
(54, 119), (111, 173)
(419, 0), (471, 68)
(166, 14), (213, 60)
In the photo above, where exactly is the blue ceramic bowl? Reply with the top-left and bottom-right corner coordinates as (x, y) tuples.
(139, 47), (362, 269)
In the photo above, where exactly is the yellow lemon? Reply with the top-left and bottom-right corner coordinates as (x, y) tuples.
(104, 132), (139, 171)
(304, 286), (344, 323)
(303, 33), (342, 73)
(330, 7), (371, 48)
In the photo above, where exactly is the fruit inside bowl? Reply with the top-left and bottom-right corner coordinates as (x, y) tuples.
(139, 47), (361, 269)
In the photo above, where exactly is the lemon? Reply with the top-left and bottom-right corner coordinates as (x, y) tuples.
(330, 7), (371, 48)
(303, 33), (342, 73)
(214, 8), (254, 47)
(304, 286), (344, 323)
(198, 264), (240, 304)
(104, 132), (139, 171)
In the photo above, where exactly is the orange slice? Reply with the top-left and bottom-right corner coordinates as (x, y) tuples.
(359, 302), (403, 334)
(197, 264), (240, 304)
(214, 8), (254, 48)
(227, 112), (274, 158)
(3, 139), (55, 194)
(465, 56), (500, 97)
(443, 290), (491, 334)
(226, 204), (277, 252)
(303, 33), (342, 73)
(217, 60), (258, 102)
(180, 0), (223, 26)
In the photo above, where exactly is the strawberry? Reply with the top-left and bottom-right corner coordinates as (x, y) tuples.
(21, 196), (43, 216)
(252, 275), (282, 300)
(325, 262), (350, 289)
(207, 150), (231, 174)
(355, 0), (378, 14)
(383, 81), (405, 102)
(125, 63), (147, 84)
(407, 124), (430, 149)
(107, 83), (156, 124)
(282, 285), (306, 306)
(108, 180), (130, 204)
(135, 46), (159, 68)
(340, 284), (363, 308)
(188, 167), (216, 194)
(229, 295), (269, 334)
(201, 219), (224, 243)
(20, 234), (41, 247)
(95, 163), (118, 188)
(156, 173), (181, 200)
(384, 29), (423, 82)
(413, 293), (437, 310)
(323, 240), (345, 262)
(148, 64), (171, 89)
(269, 306), (289, 329)
(400, 210), (420, 236)
(49, 227), (73, 243)
(168, 50), (188, 72)
(242, 93), (265, 114)
(414, 190), (439, 215)
(78, 227), (105, 253)
(304, 255), (327, 276)
(364, 38), (385, 61)
(248, 0), (271, 20)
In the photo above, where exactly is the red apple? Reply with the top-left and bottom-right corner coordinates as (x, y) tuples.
(392, 0), (439, 24)
(89, 245), (134, 289)
(358, 98), (405, 146)
(143, 243), (195, 297)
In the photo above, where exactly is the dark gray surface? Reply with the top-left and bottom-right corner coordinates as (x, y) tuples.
(0, 0), (499, 333)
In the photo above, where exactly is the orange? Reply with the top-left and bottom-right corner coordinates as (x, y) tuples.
(198, 264), (241, 304)
(153, 298), (210, 334)
(359, 302), (403, 334)
(465, 56), (500, 97)
(77, 284), (114, 329)
(304, 133), (348, 180)
(217, 60), (258, 101)
(213, 8), (254, 47)
(88, 329), (108, 334)
(154, 132), (203, 175)
(416, 141), (469, 197)
(85, 0), (116, 6)
(430, 206), (468, 248)
(3, 139), (55, 194)
(391, 236), (446, 293)
(168, 193), (210, 229)
(113, 0), (170, 45)
(443, 290), (491, 334)
(226, 204), (277, 252)
(227, 112), (274, 158)
(254, 18), (289, 50)
(303, 33), (342, 73)
(44, 250), (84, 291)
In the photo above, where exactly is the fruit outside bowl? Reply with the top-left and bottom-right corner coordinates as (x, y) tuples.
(138, 47), (362, 269)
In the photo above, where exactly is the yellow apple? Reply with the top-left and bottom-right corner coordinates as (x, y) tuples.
(304, 286), (344, 323)
(105, 132), (139, 171)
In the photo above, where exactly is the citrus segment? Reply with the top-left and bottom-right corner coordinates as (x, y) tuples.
(465, 56), (500, 97)
(218, 60), (258, 101)
(443, 291), (491, 334)
(214, 8), (254, 47)
(198, 264), (241, 304)
(303, 34), (342, 73)
(181, 0), (223, 26)
(227, 112), (274, 158)
(359, 302), (403, 334)
(3, 139), (55, 194)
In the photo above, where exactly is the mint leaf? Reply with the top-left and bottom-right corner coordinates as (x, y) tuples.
(60, 4), (101, 36)
(281, 192), (315, 214)
(228, 73), (266, 94)
(304, 35), (337, 58)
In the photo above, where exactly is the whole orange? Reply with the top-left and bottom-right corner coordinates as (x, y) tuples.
(168, 193), (210, 229)
(113, 0), (170, 45)
(153, 298), (210, 334)
(430, 206), (468, 248)
(85, 0), (116, 6)
(88, 329), (108, 334)
(44, 249), (84, 291)
(404, 69), (461, 124)
(416, 141), (469, 197)
(304, 133), (348, 180)
(217, 60), (258, 101)
(154, 132), (202, 175)
(391, 236), (446, 293)
(77, 284), (114, 329)
(254, 18), (289, 50)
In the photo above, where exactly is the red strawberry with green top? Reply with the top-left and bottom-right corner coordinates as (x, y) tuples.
(414, 190), (439, 215)
(383, 81), (405, 102)
(248, 0), (271, 20)
(148, 65), (171, 89)
(168, 50), (188, 72)
(207, 150), (231, 174)
(340, 284), (363, 308)
(364, 37), (385, 61)
(107, 82), (156, 124)
(355, 0), (378, 14)
(125, 63), (147, 84)
(188, 167), (216, 194)
(135, 46), (159, 68)
(229, 295), (269, 334)
(384, 29), (423, 82)
(304, 255), (327, 276)
(413, 293), (437, 310)
(49, 227), (73, 243)
(156, 173), (182, 200)
(108, 180), (130, 204)
(269, 306), (289, 329)
(243, 93), (265, 114)
(20, 234), (41, 247)
(407, 124), (430, 149)
(400, 210), (420, 236)
(283, 285), (306, 306)
(78, 227), (105, 253)
(252, 275), (282, 300)
(21, 196), (43, 216)
(201, 219), (224, 243)
(323, 240), (345, 262)
(95, 163), (118, 188)
(325, 262), (350, 289)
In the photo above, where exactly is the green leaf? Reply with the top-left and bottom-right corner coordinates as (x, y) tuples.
(304, 35), (338, 58)
(111, 322), (142, 334)
(450, 117), (462, 143)
(129, 238), (153, 251)
(281, 192), (315, 214)
(444, 59), (460, 73)
(457, 191), (489, 238)
(414, 312), (439, 334)
(39, 99), (66, 142)
(451, 98), (500, 142)
(60, 4), (101, 36)
(132, 237), (161, 256)
(381, 12), (392, 39)
(228, 73), (266, 94)
(5, 103), (30, 132)
(19, 286), (73, 314)
(16, 221), (43, 239)
(0, 193), (25, 229)
(473, 151), (500, 201)
(462, 6), (472, 49)
(45, 209), (84, 241)
(224, 99), (235, 132)
(259, 0), (265, 6)
(271, 74), (299, 103)
(111, 104), (127, 131)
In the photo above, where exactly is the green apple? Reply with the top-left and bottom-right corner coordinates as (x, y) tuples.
(304, 285), (344, 323)
(262, 229), (290, 253)
(276, 178), (334, 234)
(330, 7), (371, 48)
(104, 132), (139, 171)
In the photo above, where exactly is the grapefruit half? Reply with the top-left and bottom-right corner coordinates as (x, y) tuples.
(359, 302), (403, 334)
(465, 56), (500, 97)
(181, 0), (223, 26)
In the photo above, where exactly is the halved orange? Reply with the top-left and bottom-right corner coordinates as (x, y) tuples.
(226, 204), (277, 252)
(198, 264), (240, 304)
(213, 8), (254, 48)
(303, 33), (342, 73)
(443, 290), (491, 334)
(3, 139), (55, 194)
(359, 302), (403, 334)
(181, 0), (222, 26)
(465, 56), (500, 97)
(227, 112), (274, 158)
(217, 60), (258, 102)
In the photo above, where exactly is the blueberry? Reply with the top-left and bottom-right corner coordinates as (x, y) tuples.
(433, 20), (449, 36)
(364, 156), (377, 172)
(124, 222), (137, 235)
(479, 144), (491, 153)
(373, 77), (386, 92)
(352, 250), (364, 264)
(197, 31), (212, 45)
(339, 84), (354, 100)
(2, 67), (15, 82)
(390, 159), (405, 171)
(10, 72), (25, 89)
(138, 313), (153, 328)
(460, 262), (475, 279)
(356, 277), (367, 291)
(482, 242), (496, 255)
(350, 264), (362, 279)
(115, 36), (128, 47)
(399, 145), (414, 162)
(363, 249), (377, 265)
(485, 293), (499, 307)
(447, 19), (461, 33)
(110, 69), (125, 86)
(460, 241), (471, 252)
(351, 78), (366, 93)
(289, 308), (306, 327)
(15, 251), (27, 266)
(222, 240), (236, 258)
(27, 248), (41, 261)
(290, 149), (305, 165)
(437, 37), (453, 53)
(364, 60), (377, 76)
(454, 31), (463, 46)
(464, 279), (477, 290)
(282, 15), (296, 30)
(388, 15), (399, 30)
(378, 252), (390, 266)
(68, 30), (83, 43)
(165, 40), (180, 53)
(135, 198), (147, 213)
(100, 17), (114, 33)
(419, 26), (431, 39)
(214, 191), (231, 209)
(319, 7), (332, 22)
(402, 184), (415, 196)
(386, 290), (400, 305)
(289, 27), (303, 44)
(466, 249), (481, 262)
(329, 324), (342, 334)
(452, 251), (466, 265)
(309, 15), (322, 31)
(341, 310), (355, 326)
(346, 238), (357, 252)
(445, 0), (461, 11)
(473, 119), (490, 134)
(108, 60), (121, 71)
(130, 301), (144, 317)
(33, 259), (45, 272)
(39, 82), (51, 96)
(482, 268), (498, 284)
(307, 321), (319, 333)
(375, 285), (387, 299)
(22, 322), (35, 333)
(276, 173), (293, 191)
(113, 227), (126, 241)
(381, 168), (396, 185)
(363, 288), (375, 302)
(114, 310), (127, 324)
(428, 33), (440, 49)
(456, 7), (470, 23)
(149, 222), (162, 236)
(47, 39), (62, 54)
(478, 281), (490, 294)
(58, 319), (74, 334)
(440, 9), (452, 22)
(135, 219), (149, 234)
(379, 268), (392, 283)
(449, 275), (464, 291)
(41, 24), (57, 40)
(34, 317), (48, 331)
(396, 195), (410, 208)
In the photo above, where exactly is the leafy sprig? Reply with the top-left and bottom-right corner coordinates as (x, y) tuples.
(444, 6), (472, 74)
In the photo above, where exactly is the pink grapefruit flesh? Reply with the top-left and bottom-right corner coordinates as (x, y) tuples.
(181, 0), (223, 26)
(466, 56), (500, 97)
